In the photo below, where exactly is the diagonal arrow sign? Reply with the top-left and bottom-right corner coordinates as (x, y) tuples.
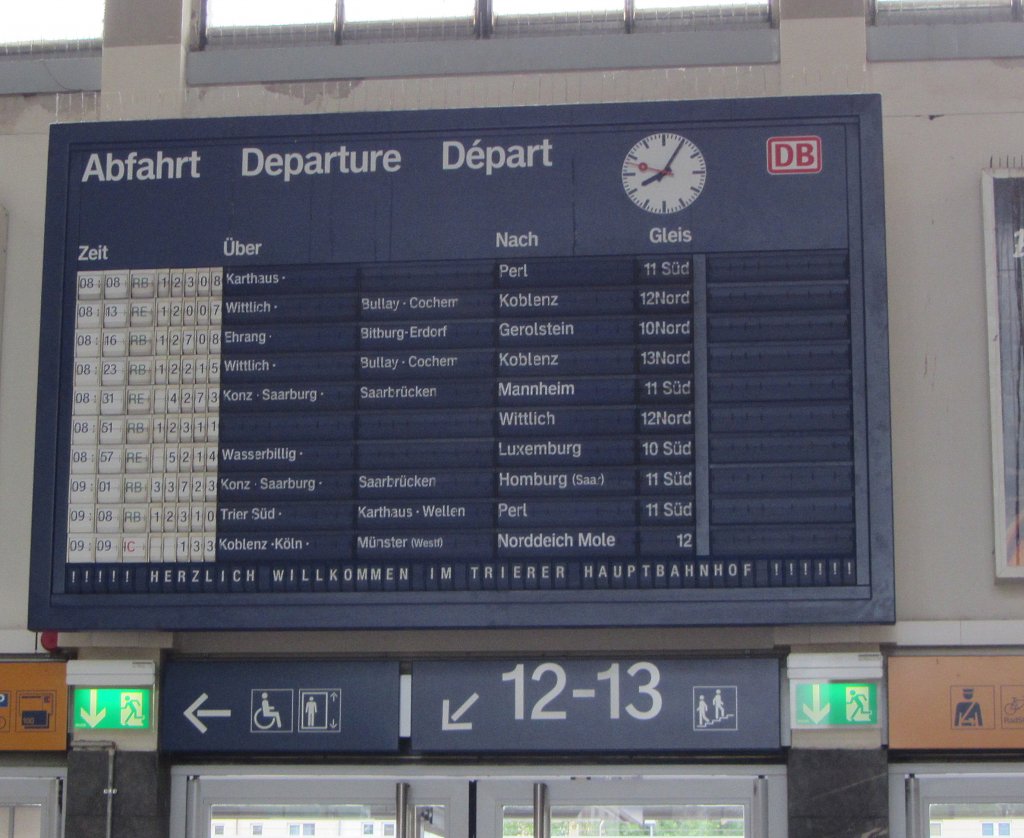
(184, 692), (232, 734)
(442, 692), (479, 731)
(800, 684), (831, 725)
(79, 690), (107, 729)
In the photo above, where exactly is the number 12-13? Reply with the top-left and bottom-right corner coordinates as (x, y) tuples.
(500, 661), (663, 721)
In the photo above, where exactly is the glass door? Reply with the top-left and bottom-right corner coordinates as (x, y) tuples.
(0, 772), (64, 838)
(172, 765), (786, 837)
(891, 765), (1024, 838)
(171, 768), (468, 838)
(476, 767), (786, 838)
(0, 807), (42, 838)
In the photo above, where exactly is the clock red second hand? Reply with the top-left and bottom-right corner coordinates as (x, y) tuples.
(630, 161), (674, 177)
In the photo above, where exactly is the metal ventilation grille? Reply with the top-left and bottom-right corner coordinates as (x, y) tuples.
(0, 37), (101, 56)
(205, 22), (336, 47)
(341, 18), (476, 43)
(342, 0), (476, 41)
(872, 0), (1015, 23)
(491, 1), (626, 37)
(633, 0), (771, 31)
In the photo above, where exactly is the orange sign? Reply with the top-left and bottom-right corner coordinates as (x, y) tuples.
(0, 662), (68, 751)
(889, 656), (1024, 749)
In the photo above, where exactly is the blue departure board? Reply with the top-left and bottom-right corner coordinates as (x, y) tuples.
(29, 96), (894, 630)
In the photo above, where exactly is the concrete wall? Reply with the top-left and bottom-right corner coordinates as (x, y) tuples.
(0, 98), (64, 653)
(1, 0), (1023, 661)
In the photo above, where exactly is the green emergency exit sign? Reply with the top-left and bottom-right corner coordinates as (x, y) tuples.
(72, 688), (151, 730)
(792, 682), (879, 728)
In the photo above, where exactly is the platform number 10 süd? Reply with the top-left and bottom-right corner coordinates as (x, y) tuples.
(501, 661), (663, 721)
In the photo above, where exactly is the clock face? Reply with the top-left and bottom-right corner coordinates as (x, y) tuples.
(621, 133), (707, 214)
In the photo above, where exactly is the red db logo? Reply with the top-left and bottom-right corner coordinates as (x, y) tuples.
(767, 136), (822, 174)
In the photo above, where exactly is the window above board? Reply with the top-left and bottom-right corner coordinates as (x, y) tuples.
(188, 0), (778, 84)
(0, 0), (104, 55)
(201, 0), (773, 45)
(0, 0), (103, 94)
(868, 0), (1024, 61)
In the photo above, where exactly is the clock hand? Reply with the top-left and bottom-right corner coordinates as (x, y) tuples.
(642, 137), (688, 186)
(662, 137), (687, 171)
(628, 162), (673, 177)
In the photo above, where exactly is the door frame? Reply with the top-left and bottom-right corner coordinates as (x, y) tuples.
(889, 762), (1024, 838)
(474, 764), (786, 838)
(0, 767), (65, 838)
(170, 765), (472, 838)
(171, 762), (786, 837)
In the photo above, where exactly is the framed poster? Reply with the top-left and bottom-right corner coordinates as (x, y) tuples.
(29, 95), (893, 630)
(983, 171), (1024, 578)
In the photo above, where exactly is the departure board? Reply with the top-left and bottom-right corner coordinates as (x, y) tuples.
(29, 96), (893, 630)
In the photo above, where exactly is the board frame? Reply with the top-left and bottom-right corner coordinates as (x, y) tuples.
(29, 95), (893, 630)
(982, 170), (1024, 579)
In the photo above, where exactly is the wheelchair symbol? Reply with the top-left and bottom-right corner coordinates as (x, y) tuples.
(250, 689), (292, 733)
(253, 692), (282, 730)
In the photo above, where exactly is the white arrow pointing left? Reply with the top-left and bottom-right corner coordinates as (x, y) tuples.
(184, 692), (232, 734)
(442, 693), (479, 731)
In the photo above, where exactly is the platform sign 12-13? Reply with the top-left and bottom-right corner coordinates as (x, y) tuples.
(411, 658), (781, 752)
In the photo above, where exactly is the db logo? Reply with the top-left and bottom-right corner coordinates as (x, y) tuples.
(767, 136), (822, 174)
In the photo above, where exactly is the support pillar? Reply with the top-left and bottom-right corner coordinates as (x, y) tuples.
(787, 747), (889, 838)
(66, 748), (169, 838)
